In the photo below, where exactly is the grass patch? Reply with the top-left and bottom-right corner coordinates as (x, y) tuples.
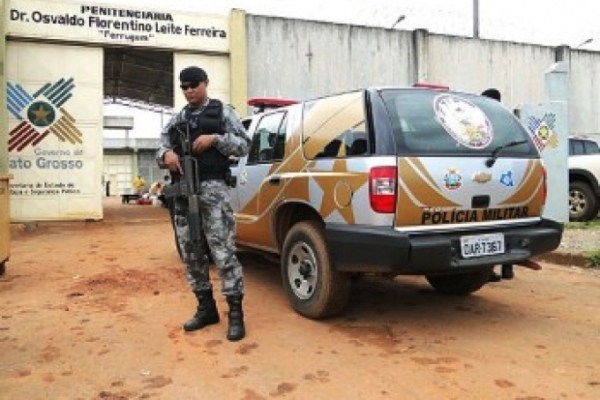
(565, 220), (600, 230)
(584, 248), (600, 268)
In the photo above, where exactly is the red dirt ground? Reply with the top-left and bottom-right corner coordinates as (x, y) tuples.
(1, 197), (599, 399)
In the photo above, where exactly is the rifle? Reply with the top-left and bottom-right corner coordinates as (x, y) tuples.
(162, 121), (208, 264)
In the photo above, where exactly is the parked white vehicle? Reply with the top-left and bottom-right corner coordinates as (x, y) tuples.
(568, 136), (600, 221)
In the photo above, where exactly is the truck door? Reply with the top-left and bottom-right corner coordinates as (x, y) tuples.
(236, 111), (288, 248)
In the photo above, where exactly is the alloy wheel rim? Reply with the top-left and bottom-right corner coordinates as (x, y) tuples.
(569, 190), (587, 215)
(287, 241), (318, 300)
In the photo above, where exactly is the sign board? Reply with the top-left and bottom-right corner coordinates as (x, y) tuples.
(6, 41), (103, 221)
(6, 0), (230, 52)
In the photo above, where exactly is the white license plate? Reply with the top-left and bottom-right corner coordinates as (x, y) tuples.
(460, 233), (505, 258)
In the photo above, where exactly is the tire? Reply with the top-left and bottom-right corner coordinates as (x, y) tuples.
(281, 221), (351, 319)
(426, 268), (492, 295)
(569, 181), (599, 222)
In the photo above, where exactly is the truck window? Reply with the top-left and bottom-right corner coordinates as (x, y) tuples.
(247, 111), (287, 164)
(302, 91), (368, 159)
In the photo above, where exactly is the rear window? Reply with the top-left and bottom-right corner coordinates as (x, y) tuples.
(586, 140), (600, 154)
(302, 91), (369, 159)
(379, 89), (538, 157)
(569, 138), (600, 155)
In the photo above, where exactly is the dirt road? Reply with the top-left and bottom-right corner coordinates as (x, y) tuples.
(1, 198), (599, 400)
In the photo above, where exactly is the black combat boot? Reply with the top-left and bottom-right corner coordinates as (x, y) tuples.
(226, 295), (245, 341)
(183, 289), (220, 332)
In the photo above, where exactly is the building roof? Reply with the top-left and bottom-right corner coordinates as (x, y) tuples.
(104, 47), (174, 107)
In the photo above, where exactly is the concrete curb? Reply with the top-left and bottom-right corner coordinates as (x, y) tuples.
(533, 251), (590, 268)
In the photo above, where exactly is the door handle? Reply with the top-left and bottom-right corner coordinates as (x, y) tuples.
(269, 175), (282, 185)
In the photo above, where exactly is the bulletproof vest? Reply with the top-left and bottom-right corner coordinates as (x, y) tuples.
(171, 99), (230, 179)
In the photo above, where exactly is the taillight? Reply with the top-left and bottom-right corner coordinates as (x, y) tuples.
(541, 166), (547, 205)
(369, 166), (397, 213)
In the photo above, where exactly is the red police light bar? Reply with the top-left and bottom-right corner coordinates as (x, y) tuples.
(247, 97), (298, 112)
(412, 82), (450, 91)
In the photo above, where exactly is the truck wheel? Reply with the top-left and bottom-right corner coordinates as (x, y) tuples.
(281, 221), (350, 319)
(426, 268), (492, 295)
(569, 181), (599, 222)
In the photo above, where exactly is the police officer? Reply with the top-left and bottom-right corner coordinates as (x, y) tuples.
(156, 66), (250, 341)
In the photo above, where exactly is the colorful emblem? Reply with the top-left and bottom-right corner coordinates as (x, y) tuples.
(500, 171), (514, 187)
(444, 167), (462, 190)
(434, 94), (494, 149)
(7, 78), (82, 152)
(472, 171), (492, 184)
(526, 113), (559, 152)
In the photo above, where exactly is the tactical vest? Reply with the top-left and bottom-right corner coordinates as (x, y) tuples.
(171, 99), (230, 180)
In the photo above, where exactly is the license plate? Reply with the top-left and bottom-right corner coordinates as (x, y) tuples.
(460, 233), (505, 258)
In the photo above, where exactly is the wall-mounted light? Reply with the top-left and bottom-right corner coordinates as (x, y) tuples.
(574, 38), (594, 49)
(391, 15), (406, 29)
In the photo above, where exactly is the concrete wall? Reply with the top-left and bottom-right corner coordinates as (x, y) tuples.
(568, 50), (600, 135)
(246, 16), (414, 103)
(426, 35), (555, 109)
(246, 15), (600, 135)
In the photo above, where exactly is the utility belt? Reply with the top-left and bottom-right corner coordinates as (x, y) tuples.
(163, 170), (236, 199)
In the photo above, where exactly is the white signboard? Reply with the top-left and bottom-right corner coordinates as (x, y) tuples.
(7, 41), (104, 221)
(7, 0), (230, 52)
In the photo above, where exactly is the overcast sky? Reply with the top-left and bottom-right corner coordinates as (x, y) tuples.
(67, 0), (600, 51)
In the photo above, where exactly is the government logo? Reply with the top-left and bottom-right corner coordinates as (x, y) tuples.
(7, 78), (82, 152)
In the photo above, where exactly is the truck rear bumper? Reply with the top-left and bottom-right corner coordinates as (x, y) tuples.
(325, 219), (563, 275)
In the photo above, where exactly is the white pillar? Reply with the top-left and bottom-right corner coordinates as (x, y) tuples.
(519, 61), (569, 223)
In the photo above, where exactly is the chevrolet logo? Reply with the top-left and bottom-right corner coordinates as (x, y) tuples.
(472, 172), (492, 183)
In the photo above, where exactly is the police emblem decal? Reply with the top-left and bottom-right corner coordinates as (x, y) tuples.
(500, 171), (514, 187)
(434, 94), (494, 150)
(444, 167), (462, 190)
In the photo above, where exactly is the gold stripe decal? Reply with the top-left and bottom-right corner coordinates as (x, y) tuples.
(395, 157), (461, 226)
(398, 158), (460, 208)
(406, 157), (439, 189)
(500, 160), (542, 206)
(396, 157), (540, 227)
